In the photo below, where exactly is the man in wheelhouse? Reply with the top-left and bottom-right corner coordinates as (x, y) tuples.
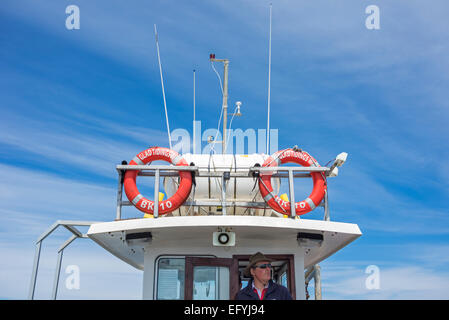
(236, 252), (293, 300)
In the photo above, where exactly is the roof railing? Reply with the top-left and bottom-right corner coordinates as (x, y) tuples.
(115, 164), (332, 221)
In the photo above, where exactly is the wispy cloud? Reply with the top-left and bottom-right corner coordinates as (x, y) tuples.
(318, 241), (449, 299)
(0, 163), (143, 299)
(320, 263), (449, 299)
(0, 110), (170, 180)
(2, 0), (449, 300)
(0, 241), (142, 299)
(0, 163), (115, 224)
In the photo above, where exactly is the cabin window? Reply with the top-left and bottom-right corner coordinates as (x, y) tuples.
(156, 258), (185, 300)
(280, 272), (288, 287)
(193, 266), (230, 300)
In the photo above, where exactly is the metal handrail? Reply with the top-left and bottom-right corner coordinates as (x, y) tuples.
(305, 264), (322, 300)
(115, 164), (332, 221)
(28, 220), (100, 300)
(116, 164), (330, 173)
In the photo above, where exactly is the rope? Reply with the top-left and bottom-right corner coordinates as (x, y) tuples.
(209, 61), (225, 155)
(224, 105), (239, 154)
(186, 183), (196, 216)
(211, 61), (224, 95)
(258, 176), (287, 213)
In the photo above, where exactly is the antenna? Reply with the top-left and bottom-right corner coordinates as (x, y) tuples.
(154, 24), (172, 149)
(193, 69), (196, 154)
(266, 4), (272, 155)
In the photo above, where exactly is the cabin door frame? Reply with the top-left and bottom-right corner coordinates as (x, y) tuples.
(184, 257), (239, 300)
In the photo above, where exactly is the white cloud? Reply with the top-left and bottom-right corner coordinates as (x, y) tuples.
(0, 163), (116, 220)
(321, 264), (449, 300)
(2, 0), (449, 301)
(0, 161), (146, 299)
(0, 241), (142, 299)
(0, 110), (170, 179)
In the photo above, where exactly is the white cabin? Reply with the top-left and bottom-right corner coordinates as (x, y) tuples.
(85, 152), (361, 300)
(87, 215), (361, 300)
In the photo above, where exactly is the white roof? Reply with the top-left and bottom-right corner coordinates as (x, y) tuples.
(87, 216), (362, 270)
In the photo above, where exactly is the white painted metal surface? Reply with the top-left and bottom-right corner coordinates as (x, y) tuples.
(163, 154), (280, 215)
(87, 216), (361, 271)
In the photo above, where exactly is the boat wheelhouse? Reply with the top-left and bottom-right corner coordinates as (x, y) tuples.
(28, 53), (361, 300)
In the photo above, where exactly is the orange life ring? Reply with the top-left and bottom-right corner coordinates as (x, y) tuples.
(124, 147), (192, 215)
(258, 148), (326, 216)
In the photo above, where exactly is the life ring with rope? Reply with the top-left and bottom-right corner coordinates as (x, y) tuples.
(258, 148), (326, 216)
(124, 147), (192, 215)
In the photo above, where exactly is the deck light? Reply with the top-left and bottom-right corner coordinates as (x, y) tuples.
(125, 232), (152, 245)
(335, 152), (348, 167)
(327, 152), (348, 177)
(329, 167), (339, 177)
(297, 232), (323, 248)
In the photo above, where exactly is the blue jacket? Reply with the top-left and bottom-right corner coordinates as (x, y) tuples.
(235, 280), (293, 300)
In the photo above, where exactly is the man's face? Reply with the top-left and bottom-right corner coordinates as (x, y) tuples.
(250, 260), (272, 284)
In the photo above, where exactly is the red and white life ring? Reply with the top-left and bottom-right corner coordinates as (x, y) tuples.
(124, 147), (192, 215)
(258, 149), (326, 216)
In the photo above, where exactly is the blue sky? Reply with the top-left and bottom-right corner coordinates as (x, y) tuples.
(1, 0), (449, 299)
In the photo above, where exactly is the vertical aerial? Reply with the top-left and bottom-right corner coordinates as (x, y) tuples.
(154, 24), (172, 149)
(193, 69), (196, 154)
(266, 4), (273, 154)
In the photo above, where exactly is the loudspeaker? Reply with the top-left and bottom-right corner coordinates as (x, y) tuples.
(212, 231), (235, 246)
